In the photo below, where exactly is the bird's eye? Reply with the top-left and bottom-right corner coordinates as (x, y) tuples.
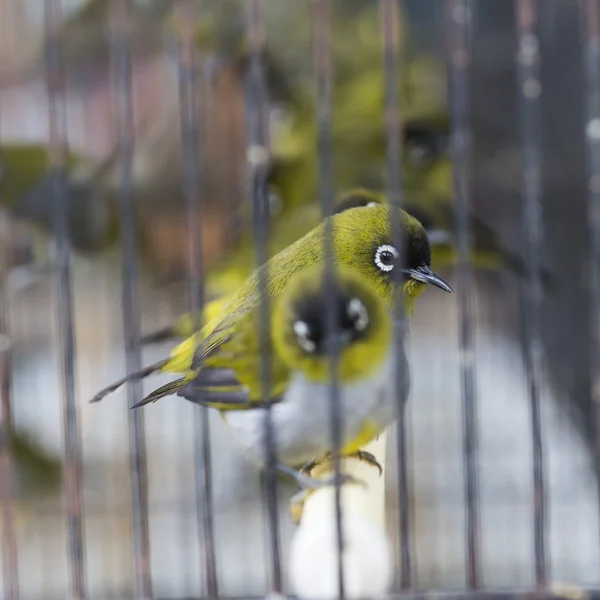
(374, 244), (398, 273)
(347, 298), (369, 332)
(293, 320), (316, 354)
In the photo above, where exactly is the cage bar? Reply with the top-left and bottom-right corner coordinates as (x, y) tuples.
(514, 0), (548, 588)
(44, 1), (87, 598)
(380, 0), (414, 590)
(175, 2), (218, 597)
(0, 20), (19, 597)
(109, 1), (152, 596)
(243, 0), (283, 593)
(0, 207), (19, 600)
(443, 0), (481, 589)
(582, 0), (600, 564)
(313, 1), (346, 597)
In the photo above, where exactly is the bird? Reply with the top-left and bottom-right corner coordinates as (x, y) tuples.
(0, 144), (120, 269)
(90, 203), (453, 489)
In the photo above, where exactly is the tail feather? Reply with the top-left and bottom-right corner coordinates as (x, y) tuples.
(90, 359), (169, 404)
(130, 374), (283, 411)
(131, 378), (186, 408)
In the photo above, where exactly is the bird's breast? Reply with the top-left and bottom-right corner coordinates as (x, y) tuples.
(223, 352), (400, 467)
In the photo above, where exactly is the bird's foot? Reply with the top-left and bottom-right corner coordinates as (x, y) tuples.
(283, 457), (368, 525)
(301, 450), (382, 477)
(343, 450), (383, 475)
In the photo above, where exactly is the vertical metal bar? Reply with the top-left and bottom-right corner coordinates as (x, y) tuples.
(44, 2), (87, 599)
(175, 2), (218, 597)
(380, 0), (413, 590)
(110, 1), (153, 597)
(582, 0), (600, 566)
(0, 33), (19, 596)
(380, 0), (409, 589)
(443, 0), (481, 589)
(314, 2), (345, 598)
(243, 0), (283, 593)
(515, 0), (548, 588)
(0, 210), (19, 600)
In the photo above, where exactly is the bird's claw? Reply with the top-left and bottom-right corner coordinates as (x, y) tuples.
(301, 450), (382, 478)
(344, 449), (383, 475)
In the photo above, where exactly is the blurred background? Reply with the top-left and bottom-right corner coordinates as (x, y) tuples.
(0, 0), (599, 598)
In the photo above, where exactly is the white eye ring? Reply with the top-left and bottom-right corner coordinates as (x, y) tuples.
(293, 320), (316, 353)
(347, 297), (369, 332)
(367, 201), (378, 207)
(374, 244), (398, 272)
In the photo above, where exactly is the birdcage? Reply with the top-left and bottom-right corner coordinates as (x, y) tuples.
(0, 1), (598, 599)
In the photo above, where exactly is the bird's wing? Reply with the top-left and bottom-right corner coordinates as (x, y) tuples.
(134, 291), (290, 410)
(177, 303), (291, 410)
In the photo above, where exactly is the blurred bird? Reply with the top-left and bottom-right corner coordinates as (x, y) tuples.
(90, 204), (453, 488)
(0, 144), (119, 276)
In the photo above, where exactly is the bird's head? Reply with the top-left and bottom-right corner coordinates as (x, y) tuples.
(331, 200), (453, 312)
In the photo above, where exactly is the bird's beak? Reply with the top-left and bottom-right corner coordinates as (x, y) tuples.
(404, 265), (454, 293)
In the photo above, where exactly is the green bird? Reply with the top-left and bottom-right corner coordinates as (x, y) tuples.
(90, 203), (453, 487)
